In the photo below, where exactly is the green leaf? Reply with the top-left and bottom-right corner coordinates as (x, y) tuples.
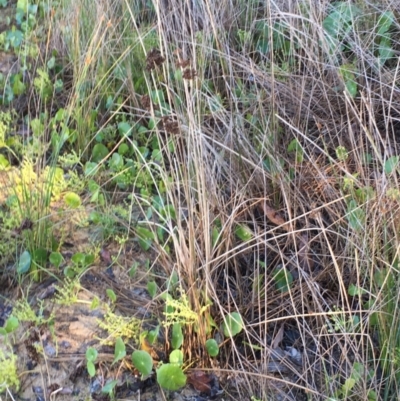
(151, 89), (165, 105)
(33, 248), (47, 265)
(0, 154), (10, 170)
(351, 362), (364, 381)
(287, 138), (304, 162)
(17, 0), (28, 10)
(49, 252), (63, 268)
(384, 156), (399, 174)
(342, 377), (356, 394)
(348, 284), (367, 297)
(347, 199), (365, 231)
(101, 380), (118, 395)
(378, 35), (394, 66)
(71, 252), (85, 266)
(12, 73), (26, 95)
(118, 122), (133, 137)
(113, 337), (126, 364)
(4, 316), (19, 333)
(106, 289), (117, 303)
(118, 143), (129, 156)
(108, 152), (124, 170)
(87, 361), (96, 377)
(235, 224), (253, 242)
(64, 192), (81, 209)
(91, 296), (100, 310)
(273, 267), (294, 292)
(222, 312), (244, 337)
(132, 350), (153, 376)
(136, 226), (155, 251)
(92, 143), (109, 162)
(377, 11), (394, 36)
(157, 363), (187, 391)
(47, 56), (56, 70)
(17, 250), (31, 274)
(169, 349), (184, 366)
(86, 347), (98, 363)
(84, 161), (98, 176)
(147, 325), (159, 345)
(205, 339), (219, 357)
(171, 323), (183, 350)
(339, 64), (357, 98)
(212, 226), (220, 247)
(85, 253), (95, 266)
(147, 281), (157, 299)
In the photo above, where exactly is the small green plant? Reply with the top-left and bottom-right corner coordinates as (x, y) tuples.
(326, 306), (360, 334)
(85, 347), (98, 377)
(328, 362), (377, 401)
(272, 267), (294, 293)
(287, 138), (304, 163)
(63, 252), (95, 278)
(101, 380), (118, 399)
(0, 316), (20, 393)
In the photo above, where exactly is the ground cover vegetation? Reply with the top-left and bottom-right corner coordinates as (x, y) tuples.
(1, 0), (400, 399)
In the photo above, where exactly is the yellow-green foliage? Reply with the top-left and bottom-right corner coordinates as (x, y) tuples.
(0, 349), (19, 393)
(0, 111), (11, 147)
(164, 288), (210, 327)
(97, 305), (141, 345)
(13, 298), (54, 325)
(9, 159), (67, 203)
(55, 277), (81, 306)
(12, 298), (37, 322)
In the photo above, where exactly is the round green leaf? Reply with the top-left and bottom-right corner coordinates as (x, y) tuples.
(86, 347), (98, 362)
(157, 363), (187, 391)
(92, 143), (109, 162)
(205, 339), (219, 357)
(118, 143), (129, 155)
(4, 316), (19, 334)
(84, 161), (98, 177)
(17, 250), (31, 274)
(118, 122), (133, 137)
(64, 192), (81, 209)
(132, 350), (153, 376)
(169, 349), (184, 366)
(49, 252), (63, 268)
(222, 312), (244, 337)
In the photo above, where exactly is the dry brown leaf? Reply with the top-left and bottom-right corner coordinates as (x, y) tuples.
(187, 371), (212, 393)
(261, 202), (290, 231)
(297, 232), (313, 273)
(271, 324), (285, 349)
